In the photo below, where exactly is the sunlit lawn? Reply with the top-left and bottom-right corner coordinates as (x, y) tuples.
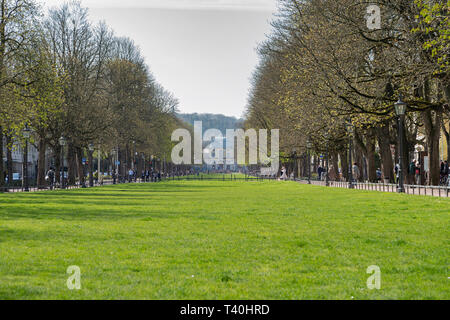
(0, 180), (448, 299)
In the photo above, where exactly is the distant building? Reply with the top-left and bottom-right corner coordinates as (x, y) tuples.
(2, 136), (39, 183)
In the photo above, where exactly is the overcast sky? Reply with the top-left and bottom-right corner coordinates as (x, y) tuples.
(42, 0), (277, 118)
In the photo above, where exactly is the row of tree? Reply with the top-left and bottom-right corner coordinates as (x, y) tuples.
(245, 0), (449, 185)
(0, 0), (183, 188)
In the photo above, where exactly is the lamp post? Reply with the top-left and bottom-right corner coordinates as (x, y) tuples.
(346, 121), (354, 189)
(132, 140), (136, 172)
(22, 124), (31, 192)
(306, 139), (312, 184)
(59, 136), (66, 189)
(98, 144), (102, 186)
(134, 148), (138, 182)
(395, 95), (407, 193)
(88, 143), (95, 187)
(325, 133), (330, 187)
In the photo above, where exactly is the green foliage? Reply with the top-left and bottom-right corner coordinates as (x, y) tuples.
(412, 0), (450, 74)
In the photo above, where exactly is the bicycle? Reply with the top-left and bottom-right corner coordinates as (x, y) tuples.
(439, 174), (449, 186)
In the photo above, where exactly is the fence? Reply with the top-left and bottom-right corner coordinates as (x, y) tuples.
(300, 179), (450, 198)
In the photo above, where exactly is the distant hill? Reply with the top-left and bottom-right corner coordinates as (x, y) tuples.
(177, 113), (244, 134)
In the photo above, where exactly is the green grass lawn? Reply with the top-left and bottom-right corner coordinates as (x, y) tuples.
(0, 180), (448, 300)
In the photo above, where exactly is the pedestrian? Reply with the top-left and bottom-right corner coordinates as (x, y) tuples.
(317, 166), (323, 181)
(128, 169), (134, 183)
(415, 163), (421, 185)
(280, 166), (288, 180)
(376, 168), (382, 182)
(409, 160), (417, 184)
(394, 163), (399, 183)
(445, 161), (450, 186)
(46, 167), (55, 190)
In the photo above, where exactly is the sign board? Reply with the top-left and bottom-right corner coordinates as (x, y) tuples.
(115, 161), (120, 165)
(13, 173), (20, 180)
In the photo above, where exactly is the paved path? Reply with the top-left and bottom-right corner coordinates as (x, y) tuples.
(297, 180), (450, 198)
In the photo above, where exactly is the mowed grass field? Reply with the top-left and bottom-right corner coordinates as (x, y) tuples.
(0, 180), (448, 300)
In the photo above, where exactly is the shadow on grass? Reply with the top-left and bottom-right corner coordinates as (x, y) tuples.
(0, 203), (191, 221)
(0, 227), (63, 242)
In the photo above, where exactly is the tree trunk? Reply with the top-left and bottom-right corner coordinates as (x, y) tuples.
(76, 147), (85, 187)
(37, 138), (46, 188)
(441, 118), (450, 161)
(5, 133), (12, 188)
(421, 77), (442, 186)
(68, 144), (76, 185)
(448, 131), (450, 162)
(0, 127), (4, 189)
(377, 123), (394, 183)
(54, 145), (61, 184)
(340, 151), (348, 181)
(423, 111), (441, 186)
(331, 152), (339, 180)
(366, 137), (377, 182)
(354, 148), (364, 182)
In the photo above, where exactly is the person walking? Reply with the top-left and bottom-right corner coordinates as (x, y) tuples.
(317, 165), (323, 181)
(46, 167), (55, 190)
(445, 161), (450, 186)
(280, 166), (288, 180)
(128, 169), (134, 183)
(409, 160), (417, 184)
(415, 163), (421, 185)
(376, 168), (382, 182)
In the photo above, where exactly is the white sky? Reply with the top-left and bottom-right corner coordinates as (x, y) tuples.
(41, 0), (277, 118)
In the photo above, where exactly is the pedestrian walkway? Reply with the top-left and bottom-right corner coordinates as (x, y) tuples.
(298, 180), (450, 198)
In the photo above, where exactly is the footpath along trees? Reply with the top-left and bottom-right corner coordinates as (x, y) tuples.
(246, 0), (449, 185)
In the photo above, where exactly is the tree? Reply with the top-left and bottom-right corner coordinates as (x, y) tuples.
(0, 0), (39, 188)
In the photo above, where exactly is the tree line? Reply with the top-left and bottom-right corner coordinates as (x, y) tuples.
(245, 0), (449, 185)
(0, 0), (183, 188)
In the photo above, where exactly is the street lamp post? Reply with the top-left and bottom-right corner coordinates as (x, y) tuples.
(306, 139), (312, 184)
(135, 149), (138, 183)
(88, 143), (94, 187)
(22, 124), (31, 192)
(395, 95), (407, 193)
(132, 141), (136, 173)
(59, 136), (66, 189)
(346, 121), (354, 189)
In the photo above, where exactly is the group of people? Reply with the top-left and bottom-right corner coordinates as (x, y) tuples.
(135, 169), (162, 183)
(406, 160), (422, 185)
